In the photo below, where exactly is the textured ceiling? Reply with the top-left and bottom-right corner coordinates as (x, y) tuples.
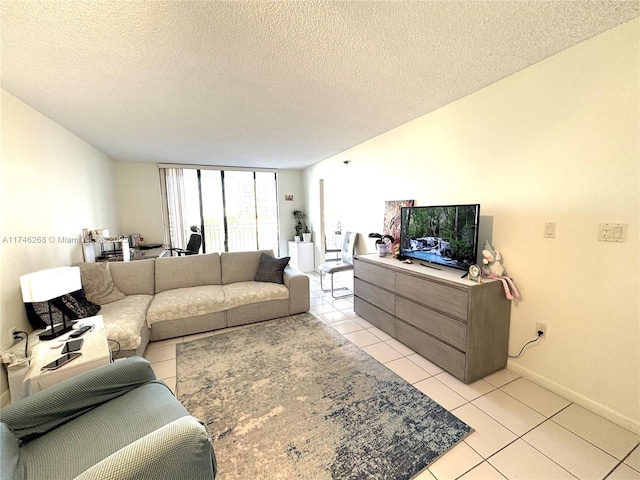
(2, 1), (638, 170)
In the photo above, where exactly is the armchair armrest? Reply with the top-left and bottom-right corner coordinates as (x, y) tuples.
(283, 266), (310, 314)
(74, 416), (216, 480)
(1, 357), (162, 443)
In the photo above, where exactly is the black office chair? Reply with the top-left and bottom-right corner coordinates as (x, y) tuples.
(318, 231), (358, 298)
(168, 226), (202, 256)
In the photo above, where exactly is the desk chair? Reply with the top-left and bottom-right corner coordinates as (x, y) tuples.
(318, 231), (358, 298)
(168, 226), (202, 256)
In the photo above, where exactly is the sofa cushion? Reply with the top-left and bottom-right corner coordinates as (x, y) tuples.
(78, 262), (126, 305)
(109, 259), (155, 295)
(99, 295), (153, 351)
(254, 253), (290, 284)
(220, 250), (272, 284)
(147, 286), (226, 324)
(0, 422), (23, 480)
(221, 281), (289, 310)
(155, 253), (221, 293)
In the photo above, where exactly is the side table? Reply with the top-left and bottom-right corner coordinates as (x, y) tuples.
(23, 315), (112, 396)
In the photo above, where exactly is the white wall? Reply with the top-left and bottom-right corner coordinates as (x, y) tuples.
(0, 89), (120, 405)
(115, 162), (165, 244)
(304, 20), (639, 432)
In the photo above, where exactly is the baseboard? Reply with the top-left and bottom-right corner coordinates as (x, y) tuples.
(507, 361), (640, 435)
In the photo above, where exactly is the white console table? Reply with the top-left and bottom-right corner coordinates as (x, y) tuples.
(8, 316), (111, 402)
(288, 241), (314, 272)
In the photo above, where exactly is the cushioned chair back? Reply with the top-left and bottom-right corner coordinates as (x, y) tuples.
(185, 234), (202, 254)
(340, 232), (358, 265)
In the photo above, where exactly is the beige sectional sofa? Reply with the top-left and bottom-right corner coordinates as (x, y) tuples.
(77, 250), (310, 357)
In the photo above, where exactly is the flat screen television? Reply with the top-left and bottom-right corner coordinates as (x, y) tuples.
(400, 204), (480, 271)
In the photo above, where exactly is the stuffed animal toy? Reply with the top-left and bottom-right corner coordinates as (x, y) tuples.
(481, 241), (520, 300)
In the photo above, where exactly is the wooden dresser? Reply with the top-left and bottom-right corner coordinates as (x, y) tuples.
(354, 254), (511, 384)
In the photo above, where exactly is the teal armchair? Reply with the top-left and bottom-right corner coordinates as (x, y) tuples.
(0, 357), (216, 480)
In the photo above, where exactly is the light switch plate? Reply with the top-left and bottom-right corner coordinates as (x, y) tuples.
(543, 222), (556, 238)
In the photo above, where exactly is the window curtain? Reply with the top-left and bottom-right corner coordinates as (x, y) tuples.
(159, 168), (188, 249)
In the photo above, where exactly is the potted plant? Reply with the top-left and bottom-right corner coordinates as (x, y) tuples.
(293, 210), (306, 242)
(302, 225), (312, 243)
(368, 233), (394, 257)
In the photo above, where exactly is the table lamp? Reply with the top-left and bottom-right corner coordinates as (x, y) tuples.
(20, 266), (82, 340)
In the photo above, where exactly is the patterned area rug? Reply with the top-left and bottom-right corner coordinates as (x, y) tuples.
(176, 313), (471, 480)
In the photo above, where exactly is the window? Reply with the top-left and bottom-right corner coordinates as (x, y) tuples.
(161, 167), (279, 254)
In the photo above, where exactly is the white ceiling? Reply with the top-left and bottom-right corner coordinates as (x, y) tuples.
(2, 1), (638, 170)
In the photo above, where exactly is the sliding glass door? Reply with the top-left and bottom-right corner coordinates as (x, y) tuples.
(162, 167), (279, 255)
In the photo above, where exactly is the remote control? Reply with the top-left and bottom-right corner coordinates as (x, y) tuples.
(69, 325), (92, 338)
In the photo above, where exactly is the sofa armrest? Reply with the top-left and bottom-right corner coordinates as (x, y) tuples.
(74, 416), (216, 480)
(283, 266), (310, 314)
(1, 357), (161, 443)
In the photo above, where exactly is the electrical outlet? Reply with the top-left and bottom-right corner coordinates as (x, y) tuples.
(536, 322), (547, 339)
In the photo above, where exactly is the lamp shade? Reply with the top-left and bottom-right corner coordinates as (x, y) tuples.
(20, 267), (81, 302)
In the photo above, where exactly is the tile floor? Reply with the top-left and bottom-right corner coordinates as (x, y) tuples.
(144, 271), (640, 480)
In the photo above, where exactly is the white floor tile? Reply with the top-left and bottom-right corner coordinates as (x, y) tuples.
(151, 358), (176, 380)
(625, 445), (640, 472)
(352, 317), (374, 329)
(436, 372), (495, 401)
(428, 441), (483, 480)
(342, 329), (381, 348)
(458, 461), (508, 480)
(451, 403), (517, 459)
(472, 389), (545, 436)
(501, 377), (571, 417)
(384, 338), (415, 356)
(482, 368), (519, 388)
(489, 439), (576, 479)
(331, 319), (364, 334)
(311, 303), (339, 315)
(143, 343), (177, 363)
(607, 463), (640, 480)
(407, 354), (444, 376)
(523, 420), (618, 480)
(321, 310), (352, 324)
(414, 377), (467, 411)
(361, 342), (404, 364)
(367, 326), (393, 342)
(552, 404), (640, 461)
(385, 357), (431, 384)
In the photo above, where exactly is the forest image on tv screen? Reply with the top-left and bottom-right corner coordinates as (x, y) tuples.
(401, 205), (479, 270)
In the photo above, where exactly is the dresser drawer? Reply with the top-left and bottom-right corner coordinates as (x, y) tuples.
(396, 273), (468, 321)
(354, 297), (395, 336)
(354, 258), (396, 292)
(354, 278), (395, 314)
(396, 297), (467, 351)
(396, 321), (465, 381)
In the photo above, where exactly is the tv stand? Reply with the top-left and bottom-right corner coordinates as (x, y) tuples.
(354, 254), (511, 384)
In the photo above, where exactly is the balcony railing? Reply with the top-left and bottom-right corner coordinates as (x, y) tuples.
(202, 223), (279, 254)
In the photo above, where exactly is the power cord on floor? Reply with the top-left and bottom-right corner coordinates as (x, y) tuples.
(13, 330), (29, 359)
(508, 331), (543, 358)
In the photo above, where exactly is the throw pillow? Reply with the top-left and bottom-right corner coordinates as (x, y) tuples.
(78, 262), (126, 305)
(254, 253), (290, 284)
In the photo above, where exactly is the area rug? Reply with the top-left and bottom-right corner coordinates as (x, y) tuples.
(176, 313), (471, 480)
